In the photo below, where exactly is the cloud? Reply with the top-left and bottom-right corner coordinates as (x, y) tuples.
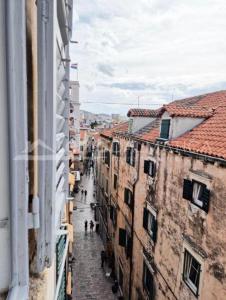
(97, 63), (114, 77)
(70, 0), (226, 114)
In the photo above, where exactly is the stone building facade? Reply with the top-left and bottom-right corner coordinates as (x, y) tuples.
(96, 91), (226, 300)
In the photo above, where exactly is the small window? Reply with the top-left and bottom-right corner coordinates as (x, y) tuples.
(160, 119), (170, 139)
(114, 174), (118, 190)
(113, 142), (120, 156)
(144, 160), (155, 177)
(102, 149), (105, 162)
(143, 208), (157, 243)
(104, 150), (110, 166)
(124, 188), (134, 209)
(118, 228), (132, 259)
(183, 179), (210, 213)
(106, 179), (108, 195)
(183, 249), (201, 296)
(143, 261), (154, 298)
(126, 147), (135, 166)
(110, 205), (117, 227)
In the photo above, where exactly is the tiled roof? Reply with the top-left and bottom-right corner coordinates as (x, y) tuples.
(170, 105), (226, 160)
(127, 108), (162, 117)
(133, 118), (161, 142)
(101, 122), (129, 139)
(164, 105), (213, 118)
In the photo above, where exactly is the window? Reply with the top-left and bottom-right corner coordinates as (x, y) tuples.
(102, 148), (105, 162)
(114, 174), (118, 190)
(183, 179), (210, 213)
(110, 205), (117, 227)
(112, 142), (120, 156)
(118, 228), (132, 259)
(160, 119), (170, 139)
(143, 208), (157, 243)
(106, 179), (108, 195)
(144, 160), (155, 177)
(104, 150), (110, 166)
(126, 147), (135, 166)
(124, 188), (134, 209)
(80, 145), (83, 151)
(183, 249), (201, 296)
(143, 261), (154, 298)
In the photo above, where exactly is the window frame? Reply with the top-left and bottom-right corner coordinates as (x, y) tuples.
(183, 248), (202, 297)
(124, 188), (134, 209)
(112, 141), (120, 157)
(143, 260), (154, 298)
(160, 119), (171, 140)
(144, 160), (155, 177)
(192, 180), (205, 208)
(126, 147), (136, 167)
(143, 206), (157, 243)
(113, 174), (118, 190)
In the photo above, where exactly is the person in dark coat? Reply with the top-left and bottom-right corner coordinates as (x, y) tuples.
(90, 220), (94, 232)
(84, 190), (87, 197)
(101, 250), (106, 268)
(84, 220), (88, 232)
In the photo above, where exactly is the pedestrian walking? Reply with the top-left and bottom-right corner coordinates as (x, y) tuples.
(84, 220), (88, 232)
(101, 250), (106, 268)
(84, 190), (87, 197)
(81, 189), (84, 195)
(90, 220), (94, 232)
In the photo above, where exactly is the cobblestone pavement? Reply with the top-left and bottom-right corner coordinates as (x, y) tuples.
(72, 172), (117, 300)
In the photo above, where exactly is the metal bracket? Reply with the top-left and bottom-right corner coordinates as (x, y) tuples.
(28, 196), (40, 229)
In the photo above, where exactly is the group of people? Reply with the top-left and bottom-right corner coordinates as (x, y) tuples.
(84, 219), (94, 233)
(81, 189), (87, 197)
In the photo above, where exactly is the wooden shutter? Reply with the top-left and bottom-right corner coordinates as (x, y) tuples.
(183, 179), (193, 201)
(117, 143), (120, 157)
(119, 228), (126, 247)
(132, 149), (136, 166)
(124, 188), (128, 204)
(151, 161), (156, 177)
(152, 219), (158, 243)
(126, 148), (130, 164)
(144, 160), (149, 174)
(126, 237), (132, 258)
(112, 142), (115, 155)
(160, 119), (170, 139)
(143, 208), (149, 230)
(201, 187), (210, 213)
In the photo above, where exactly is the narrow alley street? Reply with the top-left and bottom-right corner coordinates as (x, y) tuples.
(72, 171), (117, 300)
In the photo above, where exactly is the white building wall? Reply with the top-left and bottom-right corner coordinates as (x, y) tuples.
(161, 112), (204, 139)
(131, 117), (155, 133)
(0, 2), (11, 292)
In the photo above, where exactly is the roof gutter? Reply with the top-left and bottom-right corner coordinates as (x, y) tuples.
(114, 133), (226, 166)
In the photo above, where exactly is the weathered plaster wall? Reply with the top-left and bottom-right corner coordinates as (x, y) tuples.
(155, 149), (226, 300)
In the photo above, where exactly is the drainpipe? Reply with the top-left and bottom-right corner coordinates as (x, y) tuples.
(6, 0), (29, 298)
(129, 143), (141, 300)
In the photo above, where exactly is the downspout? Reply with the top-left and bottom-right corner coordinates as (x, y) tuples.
(129, 143), (141, 300)
(6, 0), (29, 298)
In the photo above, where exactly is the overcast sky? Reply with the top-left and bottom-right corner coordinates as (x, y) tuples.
(70, 0), (226, 115)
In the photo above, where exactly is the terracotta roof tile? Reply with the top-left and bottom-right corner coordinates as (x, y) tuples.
(132, 118), (161, 142)
(101, 122), (129, 139)
(127, 108), (162, 117)
(170, 105), (226, 160)
(164, 105), (213, 118)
